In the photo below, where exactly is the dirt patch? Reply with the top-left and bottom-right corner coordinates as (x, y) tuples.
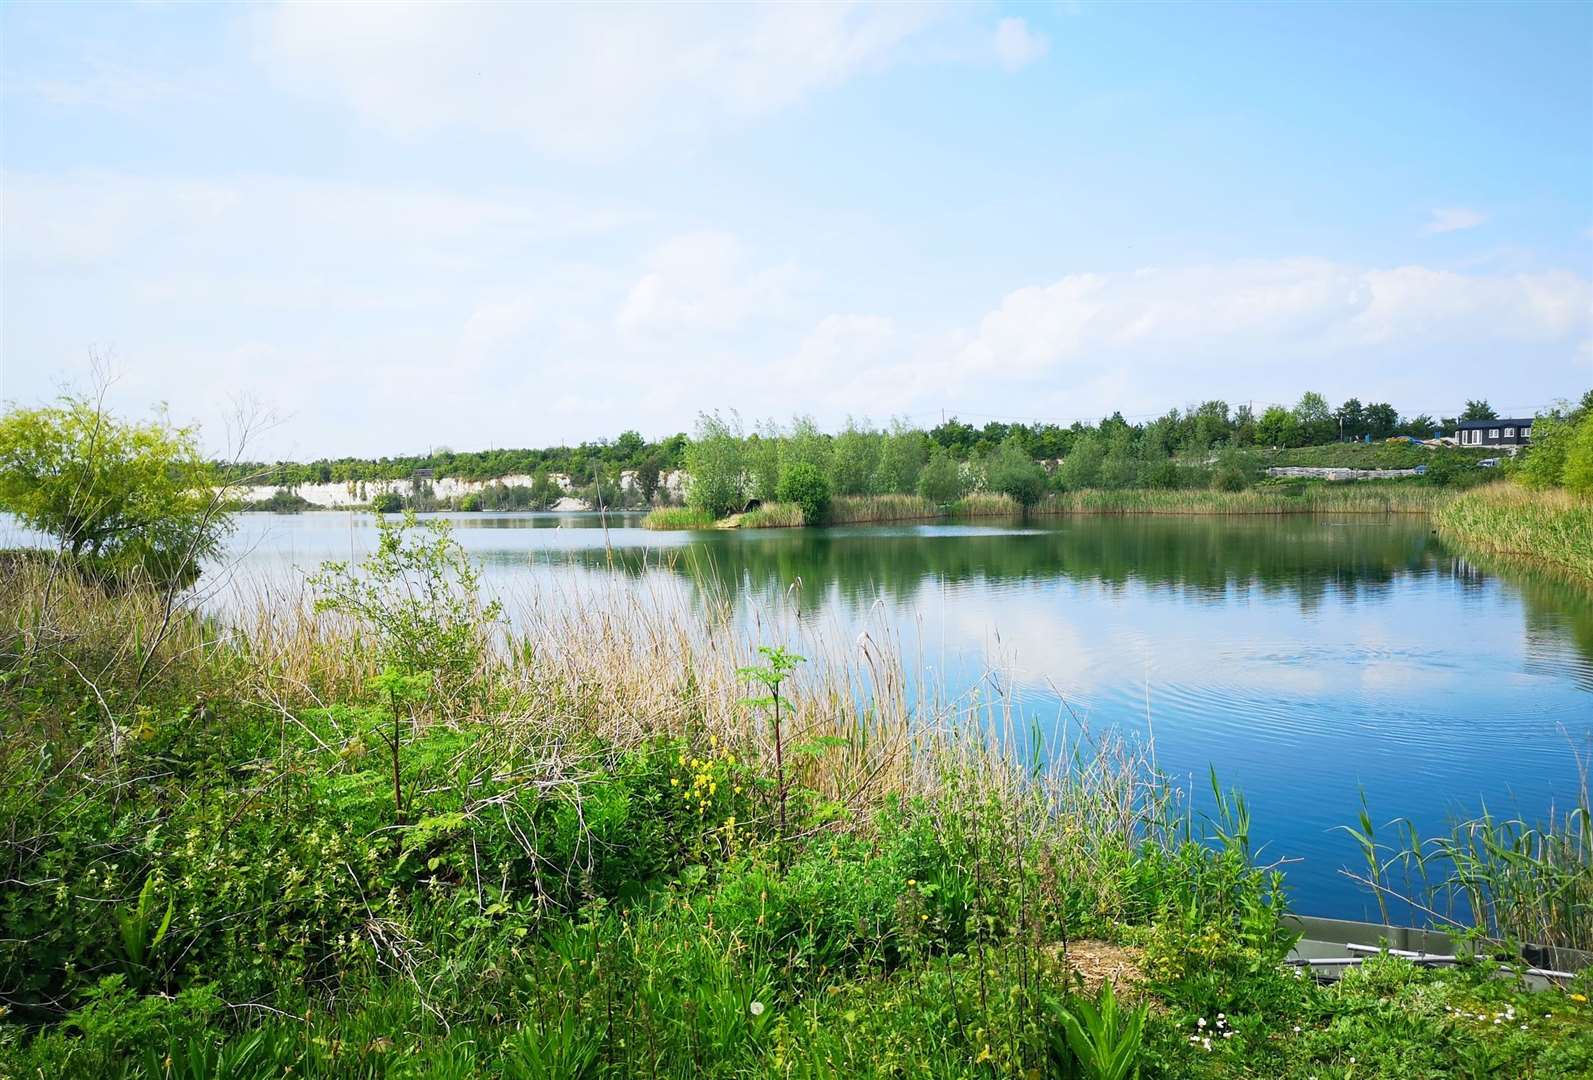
(1049, 939), (1146, 997)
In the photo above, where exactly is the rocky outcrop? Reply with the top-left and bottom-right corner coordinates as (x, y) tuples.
(226, 469), (687, 509)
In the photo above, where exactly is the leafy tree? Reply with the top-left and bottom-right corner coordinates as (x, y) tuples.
(1232, 404), (1257, 447)
(0, 396), (232, 588)
(1292, 392), (1334, 445)
(1462, 400), (1498, 421)
(874, 420), (927, 494)
(1056, 432), (1104, 490)
(1187, 400), (1232, 451)
(828, 419), (880, 495)
(782, 415), (831, 477)
(1255, 405), (1299, 448)
(1335, 398), (1366, 440)
(612, 430), (645, 465)
(1365, 403), (1400, 439)
(775, 461), (830, 523)
(635, 456), (662, 505)
(916, 446), (967, 503)
(1563, 413), (1593, 495)
(1098, 428), (1138, 489)
(1520, 414), (1572, 489)
(982, 437), (1047, 507)
(685, 412), (746, 519)
(745, 426), (782, 503)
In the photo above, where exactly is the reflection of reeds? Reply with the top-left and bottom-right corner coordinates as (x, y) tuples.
(1434, 482), (1593, 586)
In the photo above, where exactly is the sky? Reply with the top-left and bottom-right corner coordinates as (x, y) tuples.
(2, 1), (1591, 460)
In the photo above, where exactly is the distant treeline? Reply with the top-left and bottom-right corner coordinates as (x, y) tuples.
(218, 392), (1486, 492)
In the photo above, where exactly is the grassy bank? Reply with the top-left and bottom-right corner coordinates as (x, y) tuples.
(2, 525), (1590, 1078)
(1435, 483), (1593, 586)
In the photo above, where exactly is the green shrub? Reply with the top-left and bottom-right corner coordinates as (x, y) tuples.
(916, 446), (967, 504)
(309, 512), (501, 693)
(776, 462), (831, 524)
(982, 437), (1047, 507)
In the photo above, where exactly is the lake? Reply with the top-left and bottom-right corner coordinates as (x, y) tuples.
(17, 509), (1593, 920)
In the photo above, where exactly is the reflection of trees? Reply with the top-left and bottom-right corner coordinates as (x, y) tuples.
(1471, 559), (1593, 693)
(525, 516), (1456, 616)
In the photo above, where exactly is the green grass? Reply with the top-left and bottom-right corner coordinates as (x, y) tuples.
(1262, 442), (1492, 470)
(2, 551), (1589, 1079)
(1434, 483), (1593, 586)
(643, 505), (717, 530)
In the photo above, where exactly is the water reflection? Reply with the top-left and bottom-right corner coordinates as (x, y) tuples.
(55, 510), (1593, 918)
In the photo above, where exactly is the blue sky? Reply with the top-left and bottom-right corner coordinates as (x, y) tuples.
(3, 1), (1590, 458)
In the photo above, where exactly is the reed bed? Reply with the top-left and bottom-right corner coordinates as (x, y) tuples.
(737, 501), (804, 528)
(827, 492), (940, 524)
(641, 505), (716, 530)
(1035, 485), (1452, 516)
(1434, 482), (1593, 586)
(951, 491), (1021, 517)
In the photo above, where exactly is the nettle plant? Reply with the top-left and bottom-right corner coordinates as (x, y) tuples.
(310, 511), (502, 703)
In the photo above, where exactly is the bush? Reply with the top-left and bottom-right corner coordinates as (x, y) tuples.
(246, 488), (313, 512)
(308, 512), (501, 695)
(982, 437), (1047, 508)
(1211, 449), (1255, 492)
(776, 461), (831, 524)
(916, 446), (967, 504)
(370, 491), (403, 513)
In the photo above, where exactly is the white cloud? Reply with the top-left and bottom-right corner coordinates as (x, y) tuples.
(1424, 207), (1486, 234)
(991, 17), (1049, 72)
(954, 259), (1591, 386)
(255, 2), (950, 157)
(617, 231), (799, 340)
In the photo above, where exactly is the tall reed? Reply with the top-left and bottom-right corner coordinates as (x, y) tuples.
(642, 506), (716, 530)
(827, 493), (940, 524)
(1434, 482), (1593, 586)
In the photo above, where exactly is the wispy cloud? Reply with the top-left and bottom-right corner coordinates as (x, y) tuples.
(255, 2), (953, 158)
(992, 17), (1049, 72)
(1424, 207), (1487, 234)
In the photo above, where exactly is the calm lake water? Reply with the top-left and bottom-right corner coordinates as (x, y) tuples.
(13, 509), (1593, 920)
